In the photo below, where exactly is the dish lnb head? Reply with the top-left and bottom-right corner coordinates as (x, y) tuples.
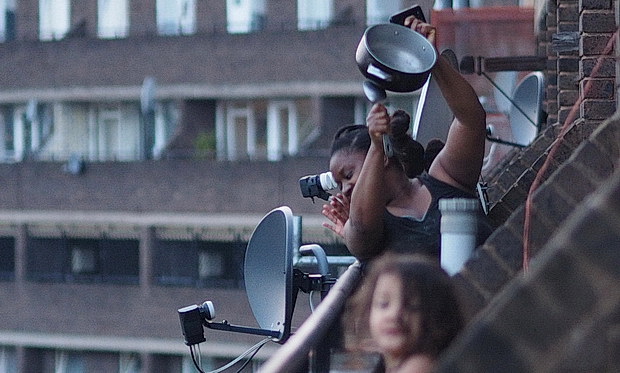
(177, 301), (216, 346)
(199, 300), (215, 320)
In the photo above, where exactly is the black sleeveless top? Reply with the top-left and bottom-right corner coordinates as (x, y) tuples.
(381, 173), (492, 259)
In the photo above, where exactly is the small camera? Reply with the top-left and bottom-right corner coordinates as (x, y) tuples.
(299, 172), (338, 201)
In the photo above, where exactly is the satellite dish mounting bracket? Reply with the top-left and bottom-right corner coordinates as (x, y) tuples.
(203, 319), (282, 339)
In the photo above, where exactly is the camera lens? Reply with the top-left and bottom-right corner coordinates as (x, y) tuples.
(299, 172), (338, 201)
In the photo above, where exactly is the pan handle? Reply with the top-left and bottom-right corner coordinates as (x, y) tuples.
(367, 64), (393, 82)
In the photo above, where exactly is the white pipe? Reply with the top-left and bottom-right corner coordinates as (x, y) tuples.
(439, 198), (479, 276)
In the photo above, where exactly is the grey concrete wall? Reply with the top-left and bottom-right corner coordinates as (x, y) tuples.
(0, 157), (330, 215)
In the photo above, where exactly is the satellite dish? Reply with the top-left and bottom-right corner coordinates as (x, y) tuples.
(493, 71), (518, 114)
(486, 71), (545, 148)
(244, 206), (294, 342)
(177, 206), (336, 346)
(509, 71), (544, 146)
(412, 49), (458, 145)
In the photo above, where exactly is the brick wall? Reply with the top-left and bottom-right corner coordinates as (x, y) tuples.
(486, 0), (616, 232)
(440, 103), (620, 373)
(438, 0), (619, 370)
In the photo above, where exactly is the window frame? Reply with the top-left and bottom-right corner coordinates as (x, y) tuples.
(156, 0), (196, 36)
(297, 0), (334, 31)
(97, 0), (129, 39)
(39, 0), (70, 41)
(226, 0), (266, 34)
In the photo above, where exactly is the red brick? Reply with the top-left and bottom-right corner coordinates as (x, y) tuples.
(487, 202), (514, 227)
(581, 11), (617, 32)
(559, 106), (578, 123)
(558, 56), (579, 71)
(451, 273), (488, 321)
(557, 21), (579, 32)
(580, 0), (614, 10)
(558, 72), (580, 89)
(580, 99), (616, 120)
(590, 113), (620, 160)
(570, 140), (616, 182)
(559, 90), (579, 105)
(547, 114), (559, 127)
(580, 78), (615, 99)
(546, 101), (559, 117)
(463, 249), (513, 296)
(558, 4), (580, 22)
(562, 119), (602, 148)
(581, 33), (616, 55)
(580, 56), (616, 78)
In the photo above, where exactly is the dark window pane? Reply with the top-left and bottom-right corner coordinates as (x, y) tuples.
(155, 240), (198, 286)
(27, 238), (67, 282)
(155, 240), (244, 288)
(99, 239), (139, 284)
(0, 237), (15, 280)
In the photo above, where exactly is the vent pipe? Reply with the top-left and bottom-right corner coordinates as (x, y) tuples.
(439, 198), (479, 276)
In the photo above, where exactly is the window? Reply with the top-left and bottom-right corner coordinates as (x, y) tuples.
(197, 241), (244, 287)
(71, 244), (97, 274)
(27, 237), (139, 284)
(157, 0), (196, 35)
(226, 0), (265, 34)
(0, 346), (17, 373)
(155, 240), (244, 288)
(28, 238), (66, 282)
(267, 101), (298, 161)
(155, 240), (196, 286)
(98, 0), (128, 38)
(97, 239), (140, 284)
(0, 237), (14, 280)
(216, 102), (259, 161)
(366, 0), (402, 25)
(153, 100), (179, 159)
(0, 0), (16, 42)
(0, 106), (15, 161)
(216, 99), (312, 161)
(119, 353), (141, 373)
(89, 105), (141, 161)
(355, 95), (418, 128)
(198, 250), (224, 278)
(39, 0), (70, 40)
(297, 0), (333, 30)
(94, 106), (121, 160)
(0, 102), (54, 162)
(55, 351), (84, 373)
(33, 103), (141, 162)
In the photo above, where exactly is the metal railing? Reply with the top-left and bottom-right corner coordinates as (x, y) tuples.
(259, 260), (363, 373)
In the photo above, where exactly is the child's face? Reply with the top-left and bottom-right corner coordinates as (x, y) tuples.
(369, 273), (422, 360)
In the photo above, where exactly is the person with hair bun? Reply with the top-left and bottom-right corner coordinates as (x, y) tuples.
(322, 16), (492, 261)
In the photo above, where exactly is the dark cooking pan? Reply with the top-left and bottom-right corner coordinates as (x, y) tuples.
(356, 23), (437, 92)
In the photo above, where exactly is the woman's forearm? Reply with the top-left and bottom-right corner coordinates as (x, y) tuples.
(346, 142), (387, 258)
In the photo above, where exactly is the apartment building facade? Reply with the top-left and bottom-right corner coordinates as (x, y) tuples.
(0, 0), (437, 372)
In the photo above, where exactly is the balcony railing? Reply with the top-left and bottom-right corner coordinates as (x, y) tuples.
(259, 260), (363, 373)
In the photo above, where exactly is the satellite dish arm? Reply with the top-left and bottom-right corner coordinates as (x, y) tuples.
(204, 320), (281, 339)
(485, 127), (528, 148)
(299, 244), (329, 276)
(178, 301), (282, 346)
